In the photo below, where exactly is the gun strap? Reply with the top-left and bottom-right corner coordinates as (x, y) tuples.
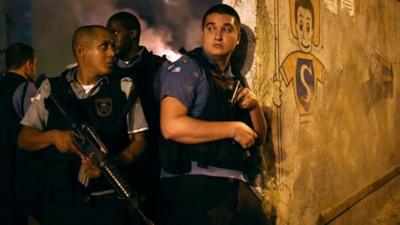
(19, 81), (29, 117)
(54, 72), (85, 123)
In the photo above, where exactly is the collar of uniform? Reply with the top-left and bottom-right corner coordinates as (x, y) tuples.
(64, 66), (109, 84)
(64, 66), (109, 98)
(199, 48), (234, 79)
(116, 46), (147, 68)
(3, 71), (28, 81)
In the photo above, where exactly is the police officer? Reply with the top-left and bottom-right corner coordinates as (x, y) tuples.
(17, 25), (148, 225)
(107, 12), (165, 222)
(0, 42), (38, 225)
(158, 4), (269, 225)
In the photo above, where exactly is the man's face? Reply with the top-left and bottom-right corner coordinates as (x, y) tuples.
(107, 20), (133, 57)
(296, 7), (314, 53)
(202, 13), (240, 60)
(85, 30), (115, 76)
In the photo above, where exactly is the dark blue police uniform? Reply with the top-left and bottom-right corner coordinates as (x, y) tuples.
(158, 48), (268, 225)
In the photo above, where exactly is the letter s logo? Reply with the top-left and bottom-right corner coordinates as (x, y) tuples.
(300, 64), (313, 103)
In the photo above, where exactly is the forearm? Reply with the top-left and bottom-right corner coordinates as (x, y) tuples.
(117, 131), (147, 164)
(162, 115), (238, 144)
(17, 126), (55, 151)
(161, 96), (240, 144)
(161, 97), (258, 148)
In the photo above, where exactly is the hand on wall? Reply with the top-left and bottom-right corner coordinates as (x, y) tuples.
(273, 72), (284, 107)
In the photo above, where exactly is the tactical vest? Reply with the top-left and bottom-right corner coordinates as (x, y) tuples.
(0, 73), (27, 199)
(160, 48), (261, 182)
(114, 50), (165, 178)
(114, 49), (164, 136)
(43, 71), (130, 204)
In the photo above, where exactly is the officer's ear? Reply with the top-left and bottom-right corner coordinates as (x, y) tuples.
(129, 30), (138, 40)
(22, 59), (32, 75)
(76, 44), (86, 56)
(74, 44), (88, 63)
(25, 58), (34, 70)
(236, 31), (241, 46)
(24, 58), (37, 80)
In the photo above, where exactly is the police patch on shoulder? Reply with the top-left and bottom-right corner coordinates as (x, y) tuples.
(171, 67), (181, 73)
(95, 98), (112, 117)
(167, 56), (188, 73)
(167, 64), (181, 73)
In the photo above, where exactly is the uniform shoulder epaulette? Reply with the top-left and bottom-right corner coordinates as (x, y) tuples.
(167, 56), (190, 72)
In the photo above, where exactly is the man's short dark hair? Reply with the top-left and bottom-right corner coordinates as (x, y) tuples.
(295, 0), (314, 29)
(5, 42), (34, 70)
(107, 12), (141, 38)
(202, 4), (241, 30)
(72, 25), (108, 58)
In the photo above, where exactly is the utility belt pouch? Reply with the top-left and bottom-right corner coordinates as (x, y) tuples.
(160, 139), (191, 174)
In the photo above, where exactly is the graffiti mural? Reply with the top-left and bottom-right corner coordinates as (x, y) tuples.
(272, 0), (326, 222)
(275, 0), (325, 123)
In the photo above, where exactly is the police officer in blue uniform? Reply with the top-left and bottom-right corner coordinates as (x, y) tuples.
(0, 42), (39, 225)
(17, 25), (148, 225)
(158, 4), (269, 225)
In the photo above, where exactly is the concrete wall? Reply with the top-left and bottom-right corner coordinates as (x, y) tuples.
(224, 0), (400, 224)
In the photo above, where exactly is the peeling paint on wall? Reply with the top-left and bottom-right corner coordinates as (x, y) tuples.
(323, 0), (338, 14)
(226, 0), (400, 224)
(341, 0), (355, 17)
(362, 53), (394, 112)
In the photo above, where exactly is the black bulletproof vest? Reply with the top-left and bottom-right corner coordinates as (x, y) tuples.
(114, 49), (164, 136)
(43, 72), (130, 202)
(114, 50), (165, 177)
(160, 48), (261, 180)
(0, 72), (27, 200)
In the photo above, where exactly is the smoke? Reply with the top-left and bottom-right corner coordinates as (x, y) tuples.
(32, 0), (219, 74)
(139, 22), (182, 61)
(118, 0), (220, 49)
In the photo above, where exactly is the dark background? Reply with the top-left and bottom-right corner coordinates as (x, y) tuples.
(1, 0), (220, 75)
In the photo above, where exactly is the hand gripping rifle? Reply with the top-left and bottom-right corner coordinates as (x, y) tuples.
(48, 93), (155, 225)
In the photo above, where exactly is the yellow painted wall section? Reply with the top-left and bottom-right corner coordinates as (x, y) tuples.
(224, 0), (400, 224)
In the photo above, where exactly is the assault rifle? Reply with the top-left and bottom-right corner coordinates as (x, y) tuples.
(48, 93), (155, 225)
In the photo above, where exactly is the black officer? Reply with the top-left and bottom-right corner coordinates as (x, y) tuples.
(107, 12), (165, 223)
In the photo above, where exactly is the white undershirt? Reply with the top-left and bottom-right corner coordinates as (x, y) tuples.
(81, 84), (95, 94)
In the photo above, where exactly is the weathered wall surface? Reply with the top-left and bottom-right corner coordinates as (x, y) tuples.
(224, 0), (400, 224)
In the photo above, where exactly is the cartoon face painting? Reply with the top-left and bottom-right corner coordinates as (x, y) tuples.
(296, 5), (314, 53)
(276, 0), (325, 122)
